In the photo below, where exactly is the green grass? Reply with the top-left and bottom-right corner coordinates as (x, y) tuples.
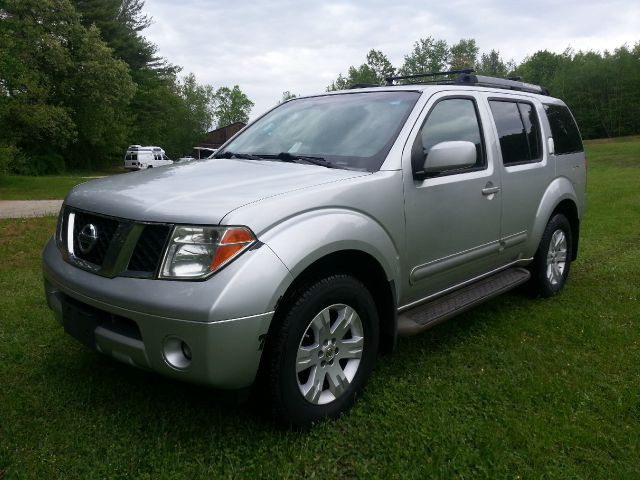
(0, 167), (122, 200)
(1, 140), (639, 478)
(0, 176), (96, 200)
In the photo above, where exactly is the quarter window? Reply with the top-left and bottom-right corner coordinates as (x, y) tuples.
(490, 100), (542, 165)
(544, 104), (583, 154)
(413, 98), (485, 174)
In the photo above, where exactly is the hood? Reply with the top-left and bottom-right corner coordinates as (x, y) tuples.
(65, 159), (369, 224)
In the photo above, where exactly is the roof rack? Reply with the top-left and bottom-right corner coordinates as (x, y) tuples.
(384, 69), (473, 85)
(384, 69), (550, 96)
(455, 72), (550, 95)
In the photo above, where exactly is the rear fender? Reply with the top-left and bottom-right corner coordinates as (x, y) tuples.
(528, 176), (579, 257)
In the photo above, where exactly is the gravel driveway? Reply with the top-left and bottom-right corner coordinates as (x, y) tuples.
(0, 200), (63, 219)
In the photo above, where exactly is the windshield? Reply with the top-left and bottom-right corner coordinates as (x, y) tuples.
(218, 91), (420, 171)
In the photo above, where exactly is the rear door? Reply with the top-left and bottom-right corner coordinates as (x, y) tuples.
(402, 91), (503, 304)
(483, 94), (555, 265)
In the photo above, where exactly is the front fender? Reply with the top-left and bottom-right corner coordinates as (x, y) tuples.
(260, 208), (400, 289)
(528, 176), (579, 257)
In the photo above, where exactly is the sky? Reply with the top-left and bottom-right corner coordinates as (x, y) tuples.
(143, 0), (640, 122)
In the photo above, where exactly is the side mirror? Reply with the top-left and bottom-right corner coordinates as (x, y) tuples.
(423, 141), (477, 174)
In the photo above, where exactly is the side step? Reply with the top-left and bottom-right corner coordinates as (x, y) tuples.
(398, 267), (531, 337)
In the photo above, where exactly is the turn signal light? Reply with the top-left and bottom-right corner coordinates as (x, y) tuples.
(210, 227), (255, 271)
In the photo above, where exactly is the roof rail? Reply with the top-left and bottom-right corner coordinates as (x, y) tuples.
(455, 72), (550, 95)
(385, 69), (473, 86)
(383, 69), (550, 96)
(348, 83), (380, 89)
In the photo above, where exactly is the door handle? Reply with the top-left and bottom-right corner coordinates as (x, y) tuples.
(482, 184), (501, 195)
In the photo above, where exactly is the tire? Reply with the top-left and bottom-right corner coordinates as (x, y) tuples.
(265, 274), (379, 427)
(529, 213), (573, 297)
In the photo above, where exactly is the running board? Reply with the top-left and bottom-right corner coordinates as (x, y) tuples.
(397, 267), (531, 336)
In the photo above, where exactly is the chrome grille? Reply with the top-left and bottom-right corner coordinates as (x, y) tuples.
(71, 211), (119, 266)
(61, 208), (171, 279)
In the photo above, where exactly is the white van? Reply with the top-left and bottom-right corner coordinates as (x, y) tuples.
(124, 145), (173, 170)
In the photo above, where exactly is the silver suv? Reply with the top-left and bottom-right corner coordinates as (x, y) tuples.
(42, 72), (586, 426)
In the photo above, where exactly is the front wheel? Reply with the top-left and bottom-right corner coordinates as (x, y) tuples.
(265, 274), (379, 427)
(529, 213), (573, 297)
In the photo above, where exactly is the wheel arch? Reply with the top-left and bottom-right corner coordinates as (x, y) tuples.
(531, 177), (581, 261)
(551, 199), (580, 261)
(265, 249), (398, 362)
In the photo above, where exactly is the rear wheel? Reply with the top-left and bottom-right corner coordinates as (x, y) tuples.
(529, 213), (572, 297)
(265, 274), (379, 427)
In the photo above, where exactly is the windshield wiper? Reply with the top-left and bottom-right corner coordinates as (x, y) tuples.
(257, 152), (337, 169)
(216, 151), (263, 160)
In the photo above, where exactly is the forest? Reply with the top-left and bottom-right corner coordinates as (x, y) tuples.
(327, 38), (640, 142)
(1, 1), (638, 174)
(0, 0), (253, 174)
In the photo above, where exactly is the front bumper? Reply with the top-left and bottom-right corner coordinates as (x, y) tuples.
(42, 238), (292, 389)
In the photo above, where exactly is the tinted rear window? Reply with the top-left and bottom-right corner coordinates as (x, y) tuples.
(490, 100), (542, 165)
(544, 104), (583, 154)
(518, 103), (541, 160)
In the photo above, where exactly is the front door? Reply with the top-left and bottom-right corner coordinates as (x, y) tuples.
(402, 92), (502, 304)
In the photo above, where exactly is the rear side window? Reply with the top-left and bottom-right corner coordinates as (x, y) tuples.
(544, 104), (583, 154)
(413, 97), (485, 173)
(489, 100), (542, 165)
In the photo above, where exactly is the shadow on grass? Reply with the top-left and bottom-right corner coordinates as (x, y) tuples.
(29, 287), (536, 443)
(36, 342), (279, 436)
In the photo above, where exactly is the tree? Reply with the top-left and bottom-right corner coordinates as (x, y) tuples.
(0, 0), (80, 161)
(173, 73), (215, 150)
(0, 0), (136, 173)
(399, 37), (450, 80)
(73, 0), (170, 73)
(450, 39), (479, 71)
(543, 45), (640, 139)
(279, 91), (297, 103)
(514, 50), (563, 87)
(366, 49), (395, 82)
(327, 73), (350, 91)
(476, 50), (513, 77)
(327, 49), (395, 90)
(65, 24), (136, 169)
(212, 85), (254, 127)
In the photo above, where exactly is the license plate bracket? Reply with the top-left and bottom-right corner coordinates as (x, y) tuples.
(61, 297), (103, 350)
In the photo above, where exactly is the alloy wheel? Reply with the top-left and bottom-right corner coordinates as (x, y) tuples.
(546, 229), (568, 286)
(295, 303), (364, 405)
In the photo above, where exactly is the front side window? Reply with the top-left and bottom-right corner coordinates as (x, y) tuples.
(412, 97), (485, 174)
(490, 100), (542, 165)
(219, 91), (420, 171)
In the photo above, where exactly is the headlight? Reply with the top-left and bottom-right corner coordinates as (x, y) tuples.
(159, 225), (256, 279)
(55, 205), (67, 252)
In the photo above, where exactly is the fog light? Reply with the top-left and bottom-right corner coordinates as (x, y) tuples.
(162, 336), (192, 370)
